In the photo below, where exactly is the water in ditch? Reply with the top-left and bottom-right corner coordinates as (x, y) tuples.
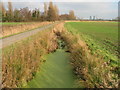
(25, 40), (76, 88)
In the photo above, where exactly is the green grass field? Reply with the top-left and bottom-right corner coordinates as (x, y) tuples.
(1, 22), (31, 25)
(65, 22), (118, 67)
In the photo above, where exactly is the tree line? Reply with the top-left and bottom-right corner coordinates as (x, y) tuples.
(1, 2), (76, 22)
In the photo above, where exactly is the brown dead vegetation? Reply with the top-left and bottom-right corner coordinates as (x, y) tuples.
(2, 27), (58, 88)
(53, 23), (118, 88)
(2, 22), (118, 88)
(1, 22), (52, 38)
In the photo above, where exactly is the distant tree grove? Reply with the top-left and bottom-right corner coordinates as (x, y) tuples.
(1, 2), (76, 22)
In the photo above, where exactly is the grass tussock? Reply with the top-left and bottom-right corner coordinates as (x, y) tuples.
(53, 23), (118, 88)
(1, 22), (52, 38)
(2, 27), (58, 88)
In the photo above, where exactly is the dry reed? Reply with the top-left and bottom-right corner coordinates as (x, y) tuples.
(2, 27), (58, 88)
(53, 23), (118, 88)
(1, 22), (52, 38)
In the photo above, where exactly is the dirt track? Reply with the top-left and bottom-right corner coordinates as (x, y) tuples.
(0, 23), (56, 49)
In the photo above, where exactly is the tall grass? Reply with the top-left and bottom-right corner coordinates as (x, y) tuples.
(2, 22), (118, 88)
(1, 22), (52, 38)
(2, 27), (58, 88)
(53, 23), (118, 88)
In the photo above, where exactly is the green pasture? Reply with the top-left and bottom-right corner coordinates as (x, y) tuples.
(65, 22), (118, 44)
(65, 22), (118, 67)
(1, 22), (31, 25)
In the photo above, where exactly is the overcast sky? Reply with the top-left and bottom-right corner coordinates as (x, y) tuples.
(2, 0), (119, 19)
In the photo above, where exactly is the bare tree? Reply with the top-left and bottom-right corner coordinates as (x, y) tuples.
(1, 2), (6, 17)
(44, 2), (48, 18)
(69, 10), (76, 20)
(19, 7), (30, 21)
(54, 5), (59, 20)
(14, 8), (20, 21)
(8, 1), (13, 21)
(2, 1), (77, 22)
(47, 2), (56, 21)
(60, 14), (70, 20)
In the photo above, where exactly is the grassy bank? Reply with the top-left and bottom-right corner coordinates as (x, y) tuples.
(65, 22), (118, 67)
(1, 22), (52, 38)
(53, 23), (118, 88)
(2, 26), (58, 88)
(2, 22), (118, 88)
